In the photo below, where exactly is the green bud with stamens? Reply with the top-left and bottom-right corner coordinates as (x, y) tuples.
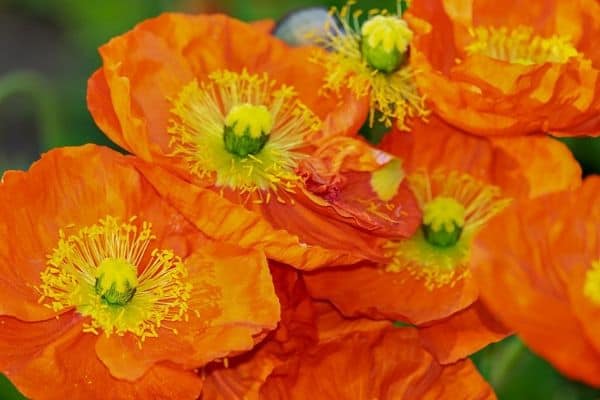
(360, 15), (412, 73)
(223, 103), (272, 157)
(422, 197), (466, 248)
(95, 258), (138, 306)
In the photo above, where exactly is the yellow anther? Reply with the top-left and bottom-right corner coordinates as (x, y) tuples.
(465, 26), (579, 65)
(584, 260), (600, 305)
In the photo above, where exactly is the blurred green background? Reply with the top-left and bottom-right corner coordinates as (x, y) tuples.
(0, 1), (599, 399)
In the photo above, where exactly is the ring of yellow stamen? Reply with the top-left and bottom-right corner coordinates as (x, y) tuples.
(584, 260), (600, 305)
(465, 26), (580, 65)
(386, 170), (511, 289)
(361, 15), (412, 73)
(169, 70), (321, 202)
(422, 196), (465, 247)
(38, 216), (191, 344)
(310, 1), (427, 130)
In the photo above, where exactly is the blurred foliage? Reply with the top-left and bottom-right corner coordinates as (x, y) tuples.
(0, 374), (23, 400)
(0, 0), (396, 170)
(0, 1), (599, 399)
(560, 137), (600, 176)
(474, 336), (600, 400)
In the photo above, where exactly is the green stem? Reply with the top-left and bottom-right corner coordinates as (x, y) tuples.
(489, 336), (526, 390)
(398, 0), (409, 15)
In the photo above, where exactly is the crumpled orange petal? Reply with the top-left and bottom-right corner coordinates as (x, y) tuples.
(131, 143), (421, 270)
(201, 265), (317, 400)
(490, 135), (581, 198)
(418, 301), (511, 364)
(260, 325), (496, 400)
(6, 322), (204, 400)
(130, 158), (369, 270)
(298, 136), (421, 239)
(473, 176), (600, 387)
(305, 262), (479, 324)
(203, 267), (495, 399)
(406, 0), (600, 136)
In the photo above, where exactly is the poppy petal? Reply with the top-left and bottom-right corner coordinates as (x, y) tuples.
(131, 158), (367, 270)
(418, 301), (511, 364)
(305, 263), (479, 324)
(7, 326), (203, 400)
(260, 326), (495, 399)
(473, 177), (600, 386)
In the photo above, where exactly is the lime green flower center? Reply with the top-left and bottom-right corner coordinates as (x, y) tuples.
(360, 15), (412, 73)
(224, 103), (273, 157)
(95, 258), (139, 306)
(422, 196), (465, 247)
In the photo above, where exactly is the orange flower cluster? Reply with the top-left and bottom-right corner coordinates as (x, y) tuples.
(1, 0), (599, 398)
(407, 0), (600, 136)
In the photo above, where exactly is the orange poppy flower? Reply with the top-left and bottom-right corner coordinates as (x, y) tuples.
(0, 145), (280, 399)
(406, 0), (600, 136)
(311, 1), (428, 130)
(473, 176), (600, 387)
(87, 13), (421, 271)
(304, 116), (582, 363)
(202, 265), (496, 399)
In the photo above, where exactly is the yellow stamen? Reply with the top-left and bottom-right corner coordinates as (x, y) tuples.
(386, 170), (511, 289)
(465, 26), (580, 65)
(311, 2), (427, 130)
(584, 260), (600, 305)
(38, 216), (191, 344)
(169, 70), (320, 200)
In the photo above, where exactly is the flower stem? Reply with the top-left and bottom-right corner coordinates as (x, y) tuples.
(489, 336), (526, 389)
